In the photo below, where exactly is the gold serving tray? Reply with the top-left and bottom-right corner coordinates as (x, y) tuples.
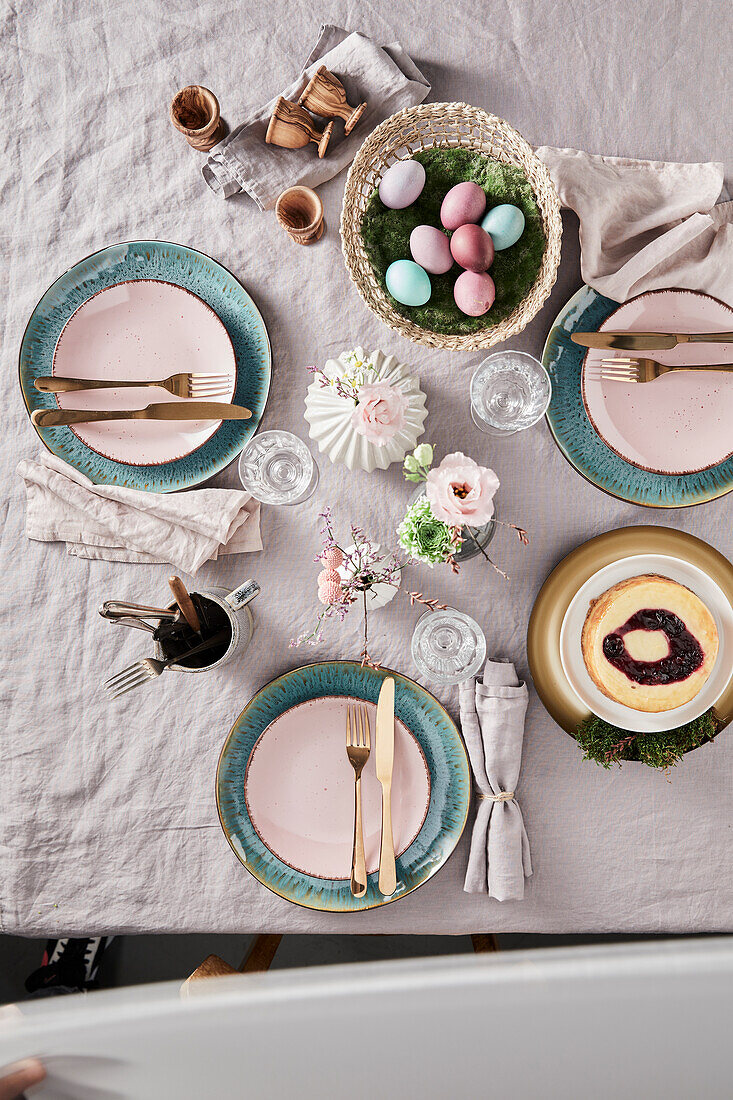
(527, 526), (733, 736)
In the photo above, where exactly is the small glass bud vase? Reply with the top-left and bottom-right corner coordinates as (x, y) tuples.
(409, 485), (497, 563)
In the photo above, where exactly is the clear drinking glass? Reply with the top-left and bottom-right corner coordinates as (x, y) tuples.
(238, 430), (319, 505)
(470, 351), (551, 436)
(411, 607), (487, 686)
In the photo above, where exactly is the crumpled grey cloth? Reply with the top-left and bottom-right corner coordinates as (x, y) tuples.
(536, 146), (733, 302)
(202, 24), (429, 209)
(459, 660), (531, 901)
(17, 451), (262, 573)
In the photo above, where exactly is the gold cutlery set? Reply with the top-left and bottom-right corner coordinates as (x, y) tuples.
(346, 678), (398, 899)
(31, 371), (251, 427)
(573, 330), (733, 386)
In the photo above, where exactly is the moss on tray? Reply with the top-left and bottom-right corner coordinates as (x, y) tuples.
(360, 148), (546, 335)
(575, 709), (719, 770)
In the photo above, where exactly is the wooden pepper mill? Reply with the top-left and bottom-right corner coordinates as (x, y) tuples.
(170, 85), (226, 151)
(265, 96), (333, 158)
(275, 186), (324, 245)
(298, 65), (367, 135)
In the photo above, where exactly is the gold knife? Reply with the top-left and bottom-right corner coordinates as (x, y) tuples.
(572, 330), (733, 352)
(31, 401), (252, 428)
(375, 676), (397, 897)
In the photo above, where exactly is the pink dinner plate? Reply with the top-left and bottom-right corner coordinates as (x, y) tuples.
(53, 280), (236, 466)
(582, 289), (733, 475)
(244, 697), (431, 880)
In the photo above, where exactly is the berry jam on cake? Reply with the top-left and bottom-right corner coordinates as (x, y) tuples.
(581, 574), (718, 713)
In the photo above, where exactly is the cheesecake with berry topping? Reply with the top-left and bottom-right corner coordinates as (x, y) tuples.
(581, 574), (718, 713)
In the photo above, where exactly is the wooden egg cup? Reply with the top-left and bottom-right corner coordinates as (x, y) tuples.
(298, 65), (367, 135)
(266, 97), (333, 158)
(275, 186), (324, 245)
(170, 85), (226, 151)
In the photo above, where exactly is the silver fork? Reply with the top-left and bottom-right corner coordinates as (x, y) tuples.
(593, 357), (733, 385)
(346, 703), (371, 898)
(34, 372), (234, 398)
(105, 628), (230, 698)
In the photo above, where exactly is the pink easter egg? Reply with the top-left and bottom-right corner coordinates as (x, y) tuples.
(449, 223), (495, 272)
(440, 182), (487, 231)
(454, 270), (496, 316)
(409, 225), (453, 275)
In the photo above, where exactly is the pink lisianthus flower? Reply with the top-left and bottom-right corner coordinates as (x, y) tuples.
(350, 383), (407, 446)
(425, 452), (499, 526)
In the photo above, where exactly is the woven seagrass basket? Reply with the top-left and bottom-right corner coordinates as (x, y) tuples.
(340, 102), (562, 350)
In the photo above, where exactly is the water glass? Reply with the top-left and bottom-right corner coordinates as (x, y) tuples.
(238, 430), (319, 505)
(411, 607), (487, 686)
(470, 351), (551, 436)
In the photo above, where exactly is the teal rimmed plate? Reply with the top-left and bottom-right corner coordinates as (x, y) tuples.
(19, 241), (271, 492)
(216, 661), (471, 913)
(543, 284), (733, 508)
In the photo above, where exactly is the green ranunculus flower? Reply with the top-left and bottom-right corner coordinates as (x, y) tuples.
(397, 498), (458, 566)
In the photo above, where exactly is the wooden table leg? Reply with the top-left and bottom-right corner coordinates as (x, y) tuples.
(471, 933), (499, 953)
(238, 934), (282, 973)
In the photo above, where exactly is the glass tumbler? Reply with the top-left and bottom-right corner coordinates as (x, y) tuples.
(411, 607), (487, 686)
(470, 351), (551, 436)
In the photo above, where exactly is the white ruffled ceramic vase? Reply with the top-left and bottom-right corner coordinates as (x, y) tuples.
(304, 347), (428, 473)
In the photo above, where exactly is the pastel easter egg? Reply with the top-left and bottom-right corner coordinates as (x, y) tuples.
(481, 204), (525, 250)
(449, 223), (495, 272)
(409, 225), (453, 275)
(440, 182), (486, 230)
(453, 270), (495, 316)
(378, 159), (426, 209)
(386, 259), (431, 307)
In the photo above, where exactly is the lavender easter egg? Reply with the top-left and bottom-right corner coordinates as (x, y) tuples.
(385, 260), (431, 307)
(449, 223), (495, 272)
(378, 160), (426, 209)
(440, 182), (486, 230)
(481, 204), (525, 250)
(409, 225), (453, 275)
(454, 270), (495, 316)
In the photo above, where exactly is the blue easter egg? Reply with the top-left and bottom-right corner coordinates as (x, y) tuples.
(480, 204), (526, 250)
(385, 259), (431, 307)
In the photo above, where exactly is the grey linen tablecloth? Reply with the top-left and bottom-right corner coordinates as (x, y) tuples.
(2, 0), (732, 937)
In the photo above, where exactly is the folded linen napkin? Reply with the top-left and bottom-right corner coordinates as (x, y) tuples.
(202, 24), (430, 210)
(535, 146), (733, 303)
(459, 659), (531, 900)
(17, 451), (261, 573)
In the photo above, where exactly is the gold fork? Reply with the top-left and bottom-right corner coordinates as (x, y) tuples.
(346, 703), (371, 898)
(34, 372), (233, 399)
(595, 357), (733, 385)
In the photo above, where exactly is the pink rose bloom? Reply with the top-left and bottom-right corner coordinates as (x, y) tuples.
(351, 383), (407, 446)
(426, 452), (500, 526)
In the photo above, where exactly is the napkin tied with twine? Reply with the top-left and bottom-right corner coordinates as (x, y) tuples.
(535, 146), (733, 303)
(17, 451), (261, 574)
(459, 660), (531, 900)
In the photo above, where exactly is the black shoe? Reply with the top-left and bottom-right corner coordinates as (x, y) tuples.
(25, 936), (114, 995)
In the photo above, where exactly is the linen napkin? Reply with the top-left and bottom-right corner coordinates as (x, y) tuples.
(535, 146), (733, 303)
(459, 659), (531, 901)
(17, 451), (261, 573)
(201, 24), (430, 209)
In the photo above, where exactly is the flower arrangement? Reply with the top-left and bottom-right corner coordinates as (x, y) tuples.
(308, 349), (409, 448)
(398, 444), (528, 576)
(304, 348), (428, 474)
(291, 508), (445, 667)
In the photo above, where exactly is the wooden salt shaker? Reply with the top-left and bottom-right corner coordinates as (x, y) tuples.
(170, 85), (226, 152)
(298, 65), (367, 135)
(275, 186), (324, 245)
(265, 97), (333, 158)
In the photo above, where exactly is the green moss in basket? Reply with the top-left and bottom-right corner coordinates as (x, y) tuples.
(575, 710), (719, 770)
(360, 148), (546, 335)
